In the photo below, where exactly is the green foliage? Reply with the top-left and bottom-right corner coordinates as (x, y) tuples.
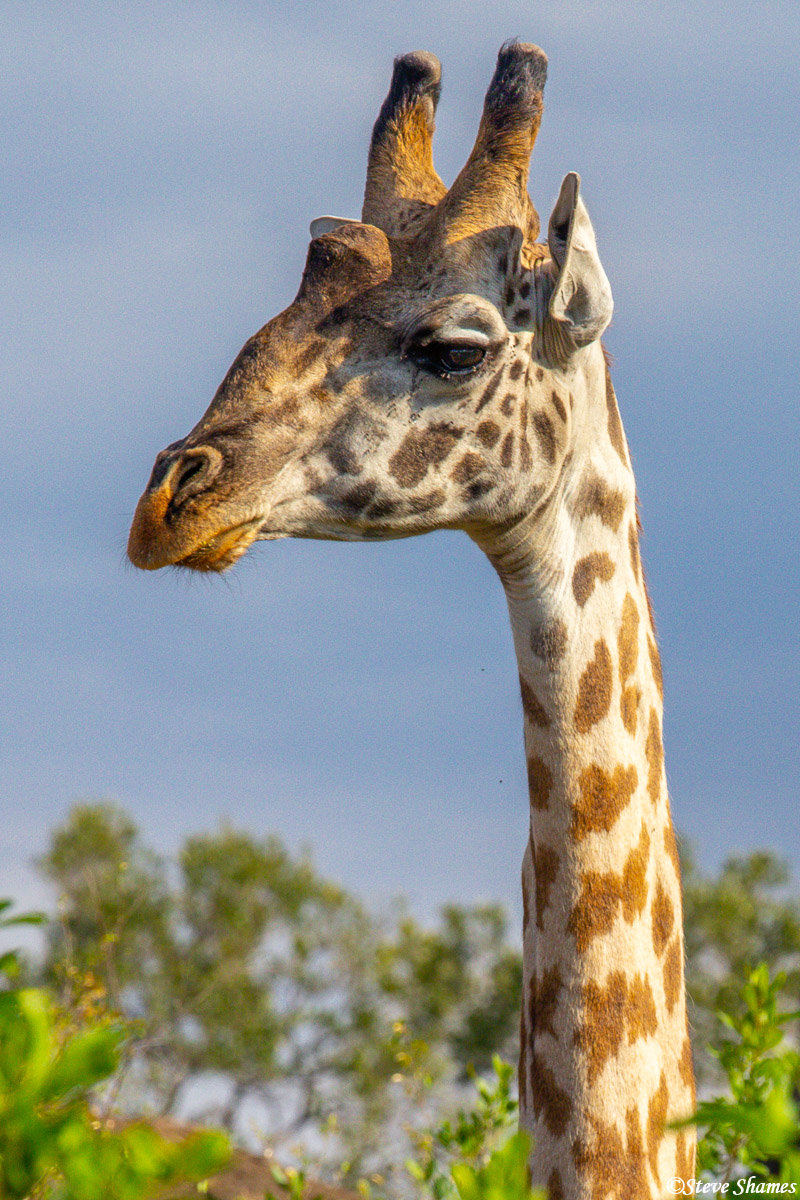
(404, 1057), (525, 1200)
(267, 1160), (325, 1200)
(1, 897), (46, 986)
(690, 964), (800, 1184)
(333, 1058), (542, 1200)
(448, 1133), (540, 1200)
(682, 847), (800, 1088)
(0, 900), (230, 1199)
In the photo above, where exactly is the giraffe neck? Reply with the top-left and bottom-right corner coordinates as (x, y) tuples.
(472, 391), (696, 1196)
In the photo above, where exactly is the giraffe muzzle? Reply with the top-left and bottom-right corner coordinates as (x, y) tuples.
(128, 445), (243, 571)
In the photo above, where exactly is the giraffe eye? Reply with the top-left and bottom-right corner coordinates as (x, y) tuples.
(438, 345), (485, 371)
(412, 343), (487, 376)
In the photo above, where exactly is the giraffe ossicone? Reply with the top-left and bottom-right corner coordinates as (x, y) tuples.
(128, 41), (696, 1198)
(308, 215), (359, 239)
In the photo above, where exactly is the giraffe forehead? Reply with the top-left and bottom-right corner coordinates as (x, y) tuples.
(304, 220), (527, 323)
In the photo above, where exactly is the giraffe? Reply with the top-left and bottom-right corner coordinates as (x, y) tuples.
(128, 43), (696, 1197)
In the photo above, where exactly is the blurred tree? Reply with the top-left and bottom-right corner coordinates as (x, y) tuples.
(40, 802), (170, 1008)
(377, 905), (520, 1075)
(37, 802), (521, 1179)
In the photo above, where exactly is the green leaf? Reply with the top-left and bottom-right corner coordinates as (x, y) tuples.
(11, 989), (55, 1092)
(44, 1025), (124, 1099)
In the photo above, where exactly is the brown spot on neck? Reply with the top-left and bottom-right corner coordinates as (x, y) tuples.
(618, 593), (641, 735)
(679, 1034), (694, 1094)
(533, 842), (560, 931)
(627, 973), (659, 1043)
(451, 450), (485, 483)
(520, 675), (551, 728)
(663, 821), (682, 882)
(645, 709), (664, 806)
(663, 935), (682, 1012)
(408, 487), (446, 514)
(676, 1130), (695, 1187)
(620, 684), (640, 735)
(568, 869), (620, 950)
(618, 593), (640, 682)
(527, 755), (553, 809)
(578, 971), (627, 1084)
(530, 1051), (572, 1137)
(629, 519), (641, 579)
(648, 634), (664, 700)
(530, 617), (568, 666)
(519, 397), (532, 469)
(568, 822), (650, 950)
(547, 1169), (565, 1200)
(574, 639), (613, 732)
(570, 762), (639, 841)
(574, 470), (627, 532)
(551, 389), (567, 422)
(646, 1072), (669, 1183)
(340, 480), (377, 514)
(530, 963), (562, 1041)
(651, 877), (674, 957)
(573, 1114), (650, 1199)
(572, 551), (615, 607)
(577, 969), (659, 1087)
(621, 822), (651, 921)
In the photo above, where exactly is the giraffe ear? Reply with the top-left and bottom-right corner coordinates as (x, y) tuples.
(547, 173), (613, 347)
(309, 215), (360, 239)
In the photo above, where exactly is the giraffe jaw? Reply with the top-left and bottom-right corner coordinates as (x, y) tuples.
(172, 518), (265, 572)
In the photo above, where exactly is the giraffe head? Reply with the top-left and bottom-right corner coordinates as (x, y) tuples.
(128, 43), (613, 573)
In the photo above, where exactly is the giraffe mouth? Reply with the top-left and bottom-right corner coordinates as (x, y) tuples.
(174, 518), (264, 572)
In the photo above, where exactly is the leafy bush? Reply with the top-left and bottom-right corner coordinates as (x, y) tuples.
(682, 849), (800, 1090)
(689, 963), (800, 1184)
(331, 1058), (541, 1200)
(0, 901), (230, 1200)
(395, 970), (800, 1196)
(402, 1057), (541, 1200)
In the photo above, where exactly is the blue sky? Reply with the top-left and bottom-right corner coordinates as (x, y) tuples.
(2, 0), (798, 925)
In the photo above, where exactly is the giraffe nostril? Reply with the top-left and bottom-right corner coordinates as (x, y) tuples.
(170, 448), (221, 501)
(176, 458), (205, 492)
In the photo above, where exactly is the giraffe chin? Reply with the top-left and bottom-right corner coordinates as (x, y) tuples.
(173, 519), (263, 572)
